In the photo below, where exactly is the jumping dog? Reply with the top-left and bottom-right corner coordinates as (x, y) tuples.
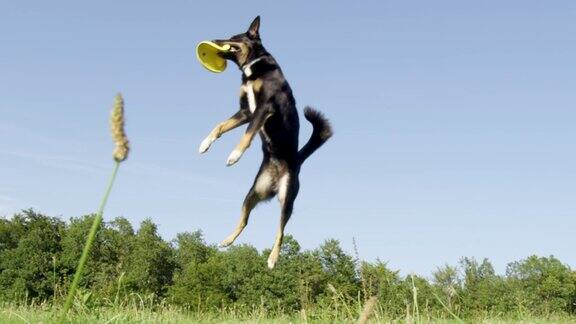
(198, 16), (333, 269)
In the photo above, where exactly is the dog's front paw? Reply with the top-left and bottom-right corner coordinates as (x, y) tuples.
(199, 136), (215, 154)
(226, 149), (243, 166)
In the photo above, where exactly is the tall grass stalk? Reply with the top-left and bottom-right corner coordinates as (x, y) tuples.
(358, 296), (377, 324)
(432, 290), (463, 323)
(60, 162), (120, 317)
(60, 94), (129, 320)
(411, 274), (420, 323)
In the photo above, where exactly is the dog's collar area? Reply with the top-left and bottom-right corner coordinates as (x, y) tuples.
(242, 57), (266, 77)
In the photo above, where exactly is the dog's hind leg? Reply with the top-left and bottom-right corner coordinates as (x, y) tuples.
(219, 164), (277, 247)
(267, 172), (299, 269)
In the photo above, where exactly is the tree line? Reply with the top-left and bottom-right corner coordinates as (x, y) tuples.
(1, 209), (575, 319)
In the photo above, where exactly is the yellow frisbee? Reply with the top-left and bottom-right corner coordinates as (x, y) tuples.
(196, 41), (231, 73)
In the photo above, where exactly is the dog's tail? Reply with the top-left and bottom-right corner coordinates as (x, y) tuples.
(298, 106), (333, 164)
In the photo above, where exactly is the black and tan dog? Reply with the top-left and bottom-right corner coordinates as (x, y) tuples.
(199, 16), (332, 269)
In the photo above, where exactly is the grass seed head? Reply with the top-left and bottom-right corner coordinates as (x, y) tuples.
(110, 93), (129, 162)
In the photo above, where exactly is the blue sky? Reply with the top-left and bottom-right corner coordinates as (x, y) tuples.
(1, 1), (575, 276)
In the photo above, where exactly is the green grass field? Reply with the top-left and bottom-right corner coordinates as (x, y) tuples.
(2, 302), (576, 324)
(0, 308), (576, 323)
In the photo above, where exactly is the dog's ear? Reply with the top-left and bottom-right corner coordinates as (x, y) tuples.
(247, 16), (260, 38)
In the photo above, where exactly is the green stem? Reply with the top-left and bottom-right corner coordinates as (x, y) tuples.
(431, 290), (463, 323)
(60, 161), (121, 320)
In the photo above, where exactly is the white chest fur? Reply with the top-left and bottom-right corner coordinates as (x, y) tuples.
(244, 81), (256, 113)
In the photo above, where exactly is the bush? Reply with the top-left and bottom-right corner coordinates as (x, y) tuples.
(0, 209), (575, 319)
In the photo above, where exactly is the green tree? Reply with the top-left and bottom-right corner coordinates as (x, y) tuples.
(3, 209), (576, 319)
(169, 248), (230, 310)
(506, 255), (575, 314)
(60, 215), (135, 301)
(0, 210), (65, 302)
(459, 257), (513, 316)
(316, 239), (359, 299)
(0, 217), (22, 253)
(432, 264), (460, 315)
(402, 274), (441, 318)
(360, 261), (405, 316)
(254, 236), (306, 312)
(173, 230), (212, 268)
(124, 219), (175, 298)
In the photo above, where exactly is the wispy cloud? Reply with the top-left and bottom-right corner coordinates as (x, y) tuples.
(0, 120), (108, 174)
(0, 123), (77, 148)
(126, 161), (224, 189)
(0, 122), (235, 204)
(1, 150), (109, 174)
